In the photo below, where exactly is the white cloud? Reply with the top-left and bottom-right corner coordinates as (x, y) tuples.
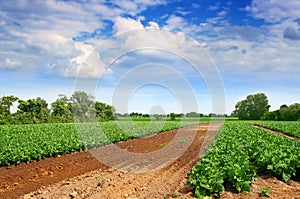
(147, 21), (160, 30)
(207, 3), (220, 11)
(0, 0), (168, 76)
(113, 17), (144, 34)
(192, 3), (200, 9)
(165, 15), (188, 31)
(245, 0), (300, 23)
(107, 0), (166, 16)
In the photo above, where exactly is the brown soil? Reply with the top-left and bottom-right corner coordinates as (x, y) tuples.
(221, 175), (300, 199)
(1, 123), (299, 199)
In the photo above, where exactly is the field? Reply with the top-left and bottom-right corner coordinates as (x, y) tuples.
(253, 121), (300, 138)
(188, 121), (300, 198)
(0, 120), (202, 167)
(0, 120), (300, 198)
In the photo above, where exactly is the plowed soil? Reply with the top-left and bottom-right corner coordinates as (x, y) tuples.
(1, 124), (299, 199)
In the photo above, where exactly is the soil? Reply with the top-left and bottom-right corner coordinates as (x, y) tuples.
(1, 123), (299, 199)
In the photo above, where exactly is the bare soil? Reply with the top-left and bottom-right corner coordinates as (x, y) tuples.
(1, 124), (299, 199)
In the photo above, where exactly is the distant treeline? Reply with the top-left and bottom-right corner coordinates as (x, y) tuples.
(117, 112), (228, 119)
(262, 103), (300, 121)
(0, 91), (115, 125)
(0, 91), (228, 125)
(231, 93), (300, 121)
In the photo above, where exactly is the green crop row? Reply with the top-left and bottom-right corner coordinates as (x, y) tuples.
(0, 120), (201, 167)
(187, 122), (300, 198)
(253, 121), (300, 138)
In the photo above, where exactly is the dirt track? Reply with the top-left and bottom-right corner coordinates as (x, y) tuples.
(1, 124), (300, 199)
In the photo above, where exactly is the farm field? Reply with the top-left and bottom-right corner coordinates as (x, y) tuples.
(253, 121), (300, 138)
(0, 120), (202, 167)
(0, 121), (299, 198)
(188, 121), (300, 198)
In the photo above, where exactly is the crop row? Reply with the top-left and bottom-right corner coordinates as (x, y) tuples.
(0, 120), (200, 167)
(187, 122), (300, 198)
(253, 121), (300, 138)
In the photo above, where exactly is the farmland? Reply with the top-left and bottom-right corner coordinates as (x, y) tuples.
(188, 121), (300, 198)
(1, 120), (300, 198)
(253, 121), (300, 138)
(0, 120), (201, 167)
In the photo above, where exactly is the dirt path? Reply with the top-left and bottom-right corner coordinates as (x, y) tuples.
(253, 125), (300, 142)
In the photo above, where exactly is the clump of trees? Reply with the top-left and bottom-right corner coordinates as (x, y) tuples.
(0, 91), (115, 125)
(232, 93), (270, 120)
(262, 103), (300, 121)
(232, 93), (300, 121)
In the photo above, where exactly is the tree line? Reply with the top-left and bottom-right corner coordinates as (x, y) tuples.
(1, 91), (298, 124)
(0, 91), (115, 125)
(232, 93), (300, 121)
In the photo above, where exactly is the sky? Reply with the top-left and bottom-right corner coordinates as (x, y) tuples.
(0, 0), (300, 114)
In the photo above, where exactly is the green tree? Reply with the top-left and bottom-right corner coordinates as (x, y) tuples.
(17, 97), (50, 123)
(51, 94), (73, 123)
(71, 91), (95, 122)
(0, 95), (18, 124)
(232, 93), (269, 120)
(94, 101), (115, 121)
(170, 113), (176, 121)
(0, 95), (18, 115)
(186, 112), (200, 117)
(280, 103), (300, 121)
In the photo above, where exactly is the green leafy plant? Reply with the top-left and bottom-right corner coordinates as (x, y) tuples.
(0, 120), (201, 167)
(187, 122), (300, 198)
(260, 187), (270, 197)
(254, 121), (300, 138)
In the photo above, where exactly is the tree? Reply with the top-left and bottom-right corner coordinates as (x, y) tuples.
(170, 113), (176, 121)
(51, 95), (73, 123)
(0, 95), (18, 115)
(0, 95), (18, 124)
(186, 112), (200, 117)
(71, 91), (95, 122)
(232, 93), (269, 120)
(94, 101), (115, 121)
(280, 103), (300, 121)
(17, 97), (50, 123)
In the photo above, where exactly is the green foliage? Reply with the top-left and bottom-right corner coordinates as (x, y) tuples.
(51, 94), (73, 123)
(0, 91), (117, 125)
(0, 95), (18, 115)
(187, 122), (300, 198)
(186, 112), (200, 117)
(170, 113), (176, 121)
(95, 101), (115, 121)
(71, 91), (95, 122)
(260, 187), (271, 197)
(0, 120), (200, 167)
(232, 93), (269, 120)
(17, 97), (50, 123)
(262, 103), (300, 121)
(254, 121), (300, 138)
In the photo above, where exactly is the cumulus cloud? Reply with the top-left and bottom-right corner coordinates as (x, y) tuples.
(283, 26), (300, 40)
(0, 0), (167, 77)
(113, 17), (144, 34)
(294, 18), (300, 26)
(233, 25), (261, 41)
(165, 15), (188, 31)
(244, 0), (300, 23)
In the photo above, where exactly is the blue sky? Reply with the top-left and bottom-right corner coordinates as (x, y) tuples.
(0, 0), (300, 114)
